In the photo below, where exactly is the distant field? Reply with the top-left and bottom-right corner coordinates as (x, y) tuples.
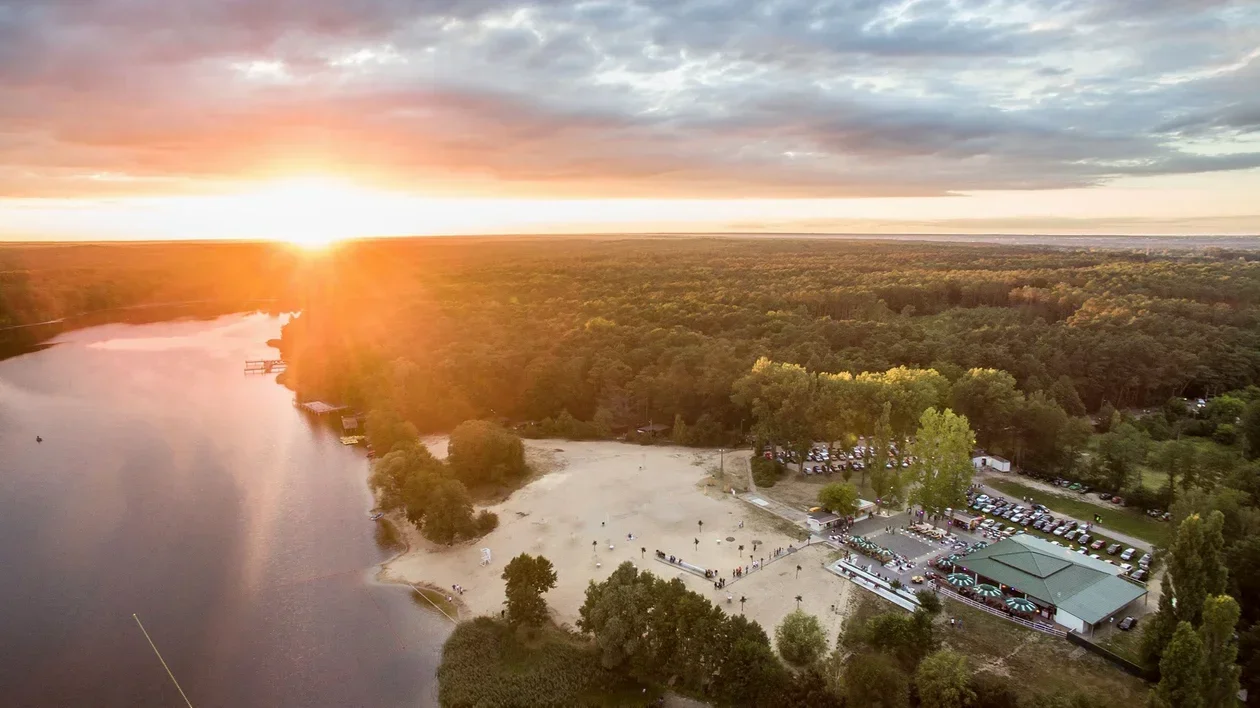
(987, 479), (1171, 547)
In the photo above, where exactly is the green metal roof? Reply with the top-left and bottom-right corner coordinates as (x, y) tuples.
(956, 535), (1147, 625)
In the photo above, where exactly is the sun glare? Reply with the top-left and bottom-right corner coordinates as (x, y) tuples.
(241, 177), (380, 247)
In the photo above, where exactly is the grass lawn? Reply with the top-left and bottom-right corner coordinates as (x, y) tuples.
(1098, 623), (1146, 666)
(942, 599), (1149, 702)
(410, 585), (462, 621)
(987, 479), (1170, 547)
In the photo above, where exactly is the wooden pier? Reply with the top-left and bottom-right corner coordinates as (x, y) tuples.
(296, 400), (348, 415)
(244, 359), (287, 374)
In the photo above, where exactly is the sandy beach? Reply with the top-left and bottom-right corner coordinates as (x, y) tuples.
(380, 439), (853, 640)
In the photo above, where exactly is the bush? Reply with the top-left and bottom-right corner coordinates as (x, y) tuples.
(448, 420), (529, 487)
(751, 456), (784, 487)
(1213, 423), (1239, 446)
(476, 510), (500, 534)
(438, 617), (618, 707)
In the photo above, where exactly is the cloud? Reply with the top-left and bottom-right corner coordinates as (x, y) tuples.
(1, 0), (1259, 198)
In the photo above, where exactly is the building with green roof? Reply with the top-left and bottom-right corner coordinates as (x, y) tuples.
(952, 534), (1148, 633)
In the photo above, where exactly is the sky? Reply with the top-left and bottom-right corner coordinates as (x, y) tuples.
(1, 0), (1258, 241)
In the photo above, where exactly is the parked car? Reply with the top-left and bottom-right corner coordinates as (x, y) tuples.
(1110, 496), (1124, 505)
(1091, 539), (1106, 550)
(1131, 569), (1148, 582)
(1053, 526), (1067, 536)
(1138, 554), (1151, 568)
(1064, 530), (1079, 541)
(1119, 616), (1138, 631)
(1106, 544), (1121, 555)
(1120, 548), (1136, 561)
(1098, 492), (1112, 500)
(1077, 534), (1091, 546)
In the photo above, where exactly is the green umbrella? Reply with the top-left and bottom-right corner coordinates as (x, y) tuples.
(1005, 597), (1037, 613)
(947, 573), (975, 587)
(974, 584), (1001, 598)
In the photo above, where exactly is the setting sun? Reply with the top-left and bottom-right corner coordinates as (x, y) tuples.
(239, 177), (375, 247)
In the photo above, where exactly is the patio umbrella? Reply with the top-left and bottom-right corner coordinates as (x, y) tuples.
(1005, 597), (1037, 613)
(947, 573), (975, 587)
(974, 584), (1001, 598)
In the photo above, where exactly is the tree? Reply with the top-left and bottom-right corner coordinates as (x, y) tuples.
(368, 440), (443, 511)
(672, 413), (689, 445)
(1171, 511), (1229, 626)
(915, 649), (975, 708)
(1149, 438), (1198, 499)
(915, 589), (943, 615)
(844, 653), (909, 708)
(1144, 510), (1229, 663)
(1242, 400), (1260, 460)
(871, 400), (895, 498)
(1199, 595), (1241, 708)
(774, 609), (828, 667)
(501, 553), (558, 627)
(950, 368), (1021, 452)
(1012, 391), (1077, 473)
(365, 407), (419, 455)
(1097, 401), (1118, 433)
(733, 359), (818, 459)
(1153, 622), (1206, 708)
(448, 420), (528, 487)
(817, 482), (860, 516)
(1050, 375), (1087, 417)
(909, 408), (976, 525)
(783, 668), (843, 708)
(1096, 422), (1150, 491)
(713, 637), (789, 707)
(1206, 396), (1246, 428)
(421, 477), (474, 544)
(855, 608), (937, 670)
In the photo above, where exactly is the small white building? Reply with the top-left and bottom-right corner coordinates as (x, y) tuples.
(854, 499), (876, 522)
(807, 511), (842, 533)
(972, 454), (1011, 472)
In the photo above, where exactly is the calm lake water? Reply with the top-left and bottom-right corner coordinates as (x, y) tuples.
(0, 313), (450, 707)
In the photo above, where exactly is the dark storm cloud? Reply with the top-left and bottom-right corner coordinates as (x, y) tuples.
(0, 0), (1258, 198)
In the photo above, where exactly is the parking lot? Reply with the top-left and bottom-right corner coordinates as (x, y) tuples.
(963, 489), (1153, 582)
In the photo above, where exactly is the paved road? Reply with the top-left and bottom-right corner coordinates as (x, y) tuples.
(975, 481), (1154, 553)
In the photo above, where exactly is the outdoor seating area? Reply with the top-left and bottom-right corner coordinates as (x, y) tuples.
(834, 534), (915, 573)
(927, 568), (1049, 623)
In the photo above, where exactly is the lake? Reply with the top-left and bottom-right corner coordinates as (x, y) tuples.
(0, 313), (450, 707)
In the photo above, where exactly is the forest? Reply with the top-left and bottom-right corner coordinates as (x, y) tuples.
(273, 237), (1260, 435)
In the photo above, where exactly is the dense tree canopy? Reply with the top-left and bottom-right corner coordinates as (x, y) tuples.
(448, 419), (529, 488)
(265, 238), (1260, 440)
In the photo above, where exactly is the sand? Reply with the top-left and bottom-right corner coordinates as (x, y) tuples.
(380, 439), (853, 640)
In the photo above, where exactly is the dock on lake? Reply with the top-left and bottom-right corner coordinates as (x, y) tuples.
(244, 359), (287, 374)
(296, 400), (348, 416)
